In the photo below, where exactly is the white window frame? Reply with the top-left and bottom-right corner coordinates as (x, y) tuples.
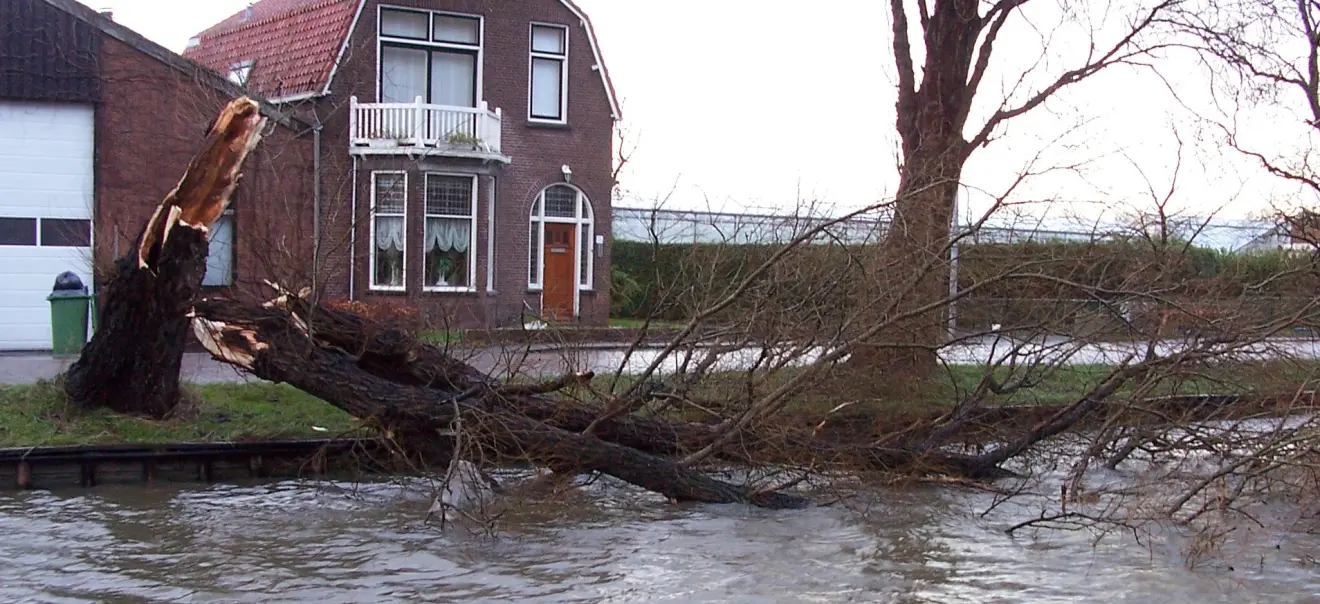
(202, 207), (236, 287)
(228, 59), (253, 86)
(369, 171), (408, 292)
(422, 172), (479, 293)
(527, 22), (569, 123)
(376, 5), (484, 107)
(528, 183), (594, 292)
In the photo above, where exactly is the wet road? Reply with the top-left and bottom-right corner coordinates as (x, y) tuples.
(4, 335), (1319, 385)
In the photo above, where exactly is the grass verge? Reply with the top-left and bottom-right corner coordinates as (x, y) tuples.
(0, 379), (361, 448)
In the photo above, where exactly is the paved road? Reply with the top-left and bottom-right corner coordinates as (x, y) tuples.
(4, 335), (1319, 385)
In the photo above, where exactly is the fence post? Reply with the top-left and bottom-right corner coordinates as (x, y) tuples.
(414, 95), (425, 145)
(348, 96), (358, 144)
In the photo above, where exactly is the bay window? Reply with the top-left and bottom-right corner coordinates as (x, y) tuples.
(529, 24), (568, 122)
(371, 172), (407, 290)
(424, 173), (477, 290)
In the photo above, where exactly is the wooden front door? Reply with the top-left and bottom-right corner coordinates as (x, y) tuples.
(542, 223), (576, 321)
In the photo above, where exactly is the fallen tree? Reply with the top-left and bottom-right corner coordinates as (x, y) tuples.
(65, 98), (266, 418)
(190, 295), (810, 509)
(184, 288), (1276, 510)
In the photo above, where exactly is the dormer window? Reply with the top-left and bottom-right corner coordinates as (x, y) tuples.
(228, 59), (253, 86)
(378, 7), (482, 108)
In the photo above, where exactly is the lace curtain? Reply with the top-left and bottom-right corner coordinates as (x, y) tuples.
(424, 217), (470, 252)
(374, 216), (405, 251)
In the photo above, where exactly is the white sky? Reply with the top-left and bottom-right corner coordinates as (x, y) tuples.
(79, 0), (1317, 229)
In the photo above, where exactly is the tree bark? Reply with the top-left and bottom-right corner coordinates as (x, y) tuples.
(65, 98), (266, 418)
(845, 1), (982, 392)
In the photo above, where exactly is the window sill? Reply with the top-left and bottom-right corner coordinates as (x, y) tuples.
(527, 285), (543, 292)
(368, 286), (407, 295)
(424, 287), (479, 294)
(526, 119), (570, 130)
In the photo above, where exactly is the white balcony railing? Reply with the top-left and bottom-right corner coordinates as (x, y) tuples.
(348, 96), (504, 158)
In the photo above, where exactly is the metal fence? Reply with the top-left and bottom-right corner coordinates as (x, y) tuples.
(612, 206), (1281, 251)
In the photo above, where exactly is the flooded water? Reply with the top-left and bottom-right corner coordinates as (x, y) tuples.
(3, 475), (1319, 603)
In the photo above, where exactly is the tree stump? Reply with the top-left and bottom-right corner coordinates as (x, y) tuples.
(64, 98), (266, 418)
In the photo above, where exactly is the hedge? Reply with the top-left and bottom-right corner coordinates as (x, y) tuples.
(609, 239), (1319, 321)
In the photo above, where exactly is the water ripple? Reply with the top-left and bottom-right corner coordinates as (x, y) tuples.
(1, 480), (1319, 602)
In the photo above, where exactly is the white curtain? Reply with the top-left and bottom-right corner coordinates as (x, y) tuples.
(381, 46), (427, 103)
(203, 214), (234, 286)
(431, 51), (476, 107)
(375, 216), (405, 251)
(531, 57), (563, 119)
(425, 217), (471, 252)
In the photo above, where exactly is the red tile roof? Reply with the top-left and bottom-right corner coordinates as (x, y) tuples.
(183, 0), (621, 117)
(183, 0), (359, 100)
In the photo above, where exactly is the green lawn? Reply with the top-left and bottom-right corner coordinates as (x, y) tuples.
(418, 329), (466, 344)
(0, 379), (361, 448)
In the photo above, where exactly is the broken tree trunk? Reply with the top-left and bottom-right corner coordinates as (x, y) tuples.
(190, 298), (811, 509)
(65, 98), (266, 418)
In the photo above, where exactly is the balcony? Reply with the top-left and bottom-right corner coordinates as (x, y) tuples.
(348, 96), (508, 162)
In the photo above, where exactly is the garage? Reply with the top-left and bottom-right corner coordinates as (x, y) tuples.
(0, 101), (95, 351)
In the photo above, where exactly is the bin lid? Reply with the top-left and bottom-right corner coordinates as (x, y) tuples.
(52, 271), (87, 293)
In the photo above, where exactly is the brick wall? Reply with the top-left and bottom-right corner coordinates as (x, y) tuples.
(96, 36), (316, 299)
(304, 0), (616, 328)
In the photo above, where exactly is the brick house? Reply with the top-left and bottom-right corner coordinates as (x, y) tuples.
(184, 0), (622, 328)
(0, 0), (316, 350)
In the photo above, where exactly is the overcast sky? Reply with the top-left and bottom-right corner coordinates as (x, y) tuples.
(77, 0), (1313, 229)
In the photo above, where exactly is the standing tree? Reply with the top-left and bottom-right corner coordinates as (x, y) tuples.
(852, 0), (1178, 392)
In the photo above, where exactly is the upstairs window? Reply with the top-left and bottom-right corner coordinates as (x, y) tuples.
(529, 24), (568, 122)
(379, 8), (481, 108)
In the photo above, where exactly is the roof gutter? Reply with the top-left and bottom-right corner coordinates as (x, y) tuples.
(269, 90), (323, 104)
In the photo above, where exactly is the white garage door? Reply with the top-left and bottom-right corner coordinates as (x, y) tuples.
(0, 101), (95, 351)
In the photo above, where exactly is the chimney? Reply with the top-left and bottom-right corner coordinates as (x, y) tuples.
(98, 8), (113, 21)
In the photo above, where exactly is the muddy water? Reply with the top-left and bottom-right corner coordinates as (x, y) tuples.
(2, 476), (1319, 603)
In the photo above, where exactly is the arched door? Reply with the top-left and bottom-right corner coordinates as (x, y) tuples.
(529, 184), (593, 321)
